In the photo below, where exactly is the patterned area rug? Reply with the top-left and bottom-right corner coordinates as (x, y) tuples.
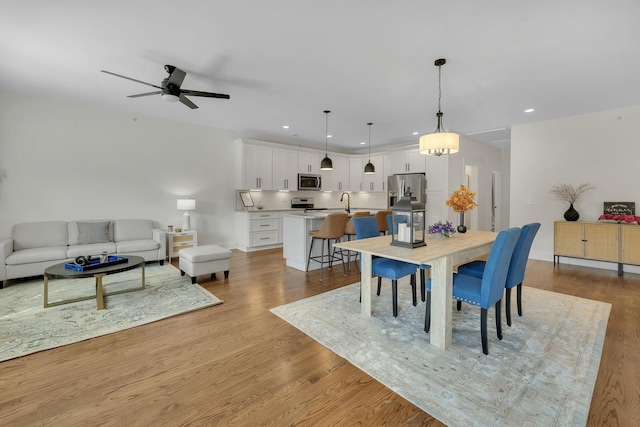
(0, 263), (222, 362)
(271, 279), (610, 427)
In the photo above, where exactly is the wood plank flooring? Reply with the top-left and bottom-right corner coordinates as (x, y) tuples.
(1, 249), (638, 426)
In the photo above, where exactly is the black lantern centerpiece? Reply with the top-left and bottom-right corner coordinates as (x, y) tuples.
(390, 190), (426, 248)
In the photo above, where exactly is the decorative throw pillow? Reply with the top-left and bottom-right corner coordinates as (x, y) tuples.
(76, 221), (111, 245)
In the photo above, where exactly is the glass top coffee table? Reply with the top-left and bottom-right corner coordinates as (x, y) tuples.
(43, 255), (145, 310)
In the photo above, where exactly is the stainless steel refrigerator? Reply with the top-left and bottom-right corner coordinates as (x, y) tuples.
(387, 173), (426, 208)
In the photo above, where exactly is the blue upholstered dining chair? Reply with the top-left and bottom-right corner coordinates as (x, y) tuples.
(456, 223), (540, 326)
(354, 216), (417, 316)
(424, 227), (521, 355)
(386, 214), (430, 302)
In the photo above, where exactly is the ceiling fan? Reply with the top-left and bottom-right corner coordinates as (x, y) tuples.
(101, 64), (230, 109)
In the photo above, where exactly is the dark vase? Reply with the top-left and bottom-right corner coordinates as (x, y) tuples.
(564, 203), (580, 221)
(457, 212), (467, 233)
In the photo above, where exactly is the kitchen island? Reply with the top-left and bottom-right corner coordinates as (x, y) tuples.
(282, 210), (376, 271)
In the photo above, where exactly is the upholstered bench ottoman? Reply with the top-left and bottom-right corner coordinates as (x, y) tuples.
(178, 245), (231, 284)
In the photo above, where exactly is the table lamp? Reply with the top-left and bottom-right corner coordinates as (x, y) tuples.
(177, 198), (196, 231)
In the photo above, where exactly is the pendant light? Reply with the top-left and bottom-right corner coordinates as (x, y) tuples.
(419, 58), (459, 156)
(363, 122), (375, 174)
(320, 110), (333, 170)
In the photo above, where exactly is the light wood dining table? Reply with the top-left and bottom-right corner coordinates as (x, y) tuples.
(333, 230), (497, 350)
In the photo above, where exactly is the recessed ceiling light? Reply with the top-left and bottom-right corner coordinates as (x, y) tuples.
(412, 131), (419, 135)
(360, 141), (366, 145)
(282, 125), (290, 129)
(524, 108), (535, 113)
(327, 134), (332, 138)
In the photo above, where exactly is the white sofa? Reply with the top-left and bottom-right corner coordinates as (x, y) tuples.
(0, 219), (166, 288)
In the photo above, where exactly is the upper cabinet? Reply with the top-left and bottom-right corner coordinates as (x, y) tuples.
(362, 154), (386, 191)
(386, 150), (426, 175)
(236, 140), (273, 190)
(297, 151), (322, 174)
(324, 154), (350, 191)
(272, 147), (298, 191)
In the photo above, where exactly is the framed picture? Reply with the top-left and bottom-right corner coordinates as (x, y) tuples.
(240, 191), (254, 208)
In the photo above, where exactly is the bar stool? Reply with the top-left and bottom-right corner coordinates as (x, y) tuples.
(306, 213), (349, 280)
(375, 210), (392, 235)
(343, 211), (370, 271)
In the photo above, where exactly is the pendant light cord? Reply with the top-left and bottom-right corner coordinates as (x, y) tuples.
(324, 110), (330, 155)
(368, 122), (372, 160)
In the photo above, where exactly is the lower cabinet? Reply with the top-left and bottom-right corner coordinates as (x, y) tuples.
(554, 221), (640, 275)
(236, 211), (282, 251)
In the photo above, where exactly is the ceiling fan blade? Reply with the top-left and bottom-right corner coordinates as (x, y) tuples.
(166, 68), (186, 87)
(128, 91), (162, 98)
(179, 94), (198, 109)
(101, 70), (162, 89)
(181, 89), (230, 99)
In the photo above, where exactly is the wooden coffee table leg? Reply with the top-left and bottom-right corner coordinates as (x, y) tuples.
(95, 273), (106, 310)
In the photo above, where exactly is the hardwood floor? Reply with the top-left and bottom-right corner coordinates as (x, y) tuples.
(1, 249), (638, 426)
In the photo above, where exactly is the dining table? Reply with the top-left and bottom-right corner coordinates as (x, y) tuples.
(333, 230), (497, 350)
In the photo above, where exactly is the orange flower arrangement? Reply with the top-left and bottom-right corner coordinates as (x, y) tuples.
(446, 184), (478, 213)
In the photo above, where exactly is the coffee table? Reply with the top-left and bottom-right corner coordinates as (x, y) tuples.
(43, 255), (145, 310)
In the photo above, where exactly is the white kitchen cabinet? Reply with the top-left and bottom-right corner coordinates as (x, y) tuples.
(325, 154), (350, 191)
(362, 154), (385, 191)
(236, 140), (273, 190)
(236, 211), (281, 251)
(298, 151), (322, 174)
(387, 150), (426, 174)
(272, 147), (298, 191)
(349, 156), (364, 191)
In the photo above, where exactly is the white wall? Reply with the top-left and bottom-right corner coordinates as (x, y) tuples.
(510, 105), (640, 272)
(0, 92), (240, 247)
(446, 135), (506, 231)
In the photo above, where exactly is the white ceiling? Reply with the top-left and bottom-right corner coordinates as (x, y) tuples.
(2, 1), (639, 154)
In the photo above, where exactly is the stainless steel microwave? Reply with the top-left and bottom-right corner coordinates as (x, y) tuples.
(298, 174), (322, 190)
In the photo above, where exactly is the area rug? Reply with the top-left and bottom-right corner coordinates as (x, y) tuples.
(271, 279), (610, 427)
(0, 263), (222, 362)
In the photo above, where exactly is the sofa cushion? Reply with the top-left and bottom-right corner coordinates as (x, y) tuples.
(116, 239), (160, 253)
(67, 242), (117, 258)
(68, 220), (113, 245)
(12, 221), (69, 251)
(113, 219), (153, 242)
(78, 221), (111, 244)
(6, 246), (69, 265)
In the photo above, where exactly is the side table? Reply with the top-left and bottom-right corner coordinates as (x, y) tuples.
(167, 230), (198, 261)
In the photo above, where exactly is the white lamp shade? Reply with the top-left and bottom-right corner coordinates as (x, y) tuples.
(419, 132), (460, 155)
(177, 198), (196, 211)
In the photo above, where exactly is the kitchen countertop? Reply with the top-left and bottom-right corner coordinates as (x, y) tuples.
(237, 207), (385, 213)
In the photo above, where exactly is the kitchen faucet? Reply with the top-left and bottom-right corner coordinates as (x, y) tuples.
(340, 192), (350, 213)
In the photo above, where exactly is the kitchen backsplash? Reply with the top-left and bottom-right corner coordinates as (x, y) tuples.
(236, 190), (387, 211)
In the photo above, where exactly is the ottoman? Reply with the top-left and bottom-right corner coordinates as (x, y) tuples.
(179, 245), (231, 284)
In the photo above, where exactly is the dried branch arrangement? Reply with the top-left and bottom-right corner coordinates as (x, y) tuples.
(550, 183), (595, 204)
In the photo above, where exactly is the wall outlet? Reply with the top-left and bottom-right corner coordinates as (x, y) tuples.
(525, 199), (533, 206)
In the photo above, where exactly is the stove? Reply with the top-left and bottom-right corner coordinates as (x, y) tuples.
(291, 197), (314, 209)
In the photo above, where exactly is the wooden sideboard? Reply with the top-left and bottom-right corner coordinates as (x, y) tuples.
(554, 220), (640, 275)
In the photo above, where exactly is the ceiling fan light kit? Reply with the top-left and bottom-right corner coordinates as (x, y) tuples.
(320, 110), (333, 171)
(419, 58), (460, 156)
(101, 64), (230, 110)
(364, 122), (375, 174)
